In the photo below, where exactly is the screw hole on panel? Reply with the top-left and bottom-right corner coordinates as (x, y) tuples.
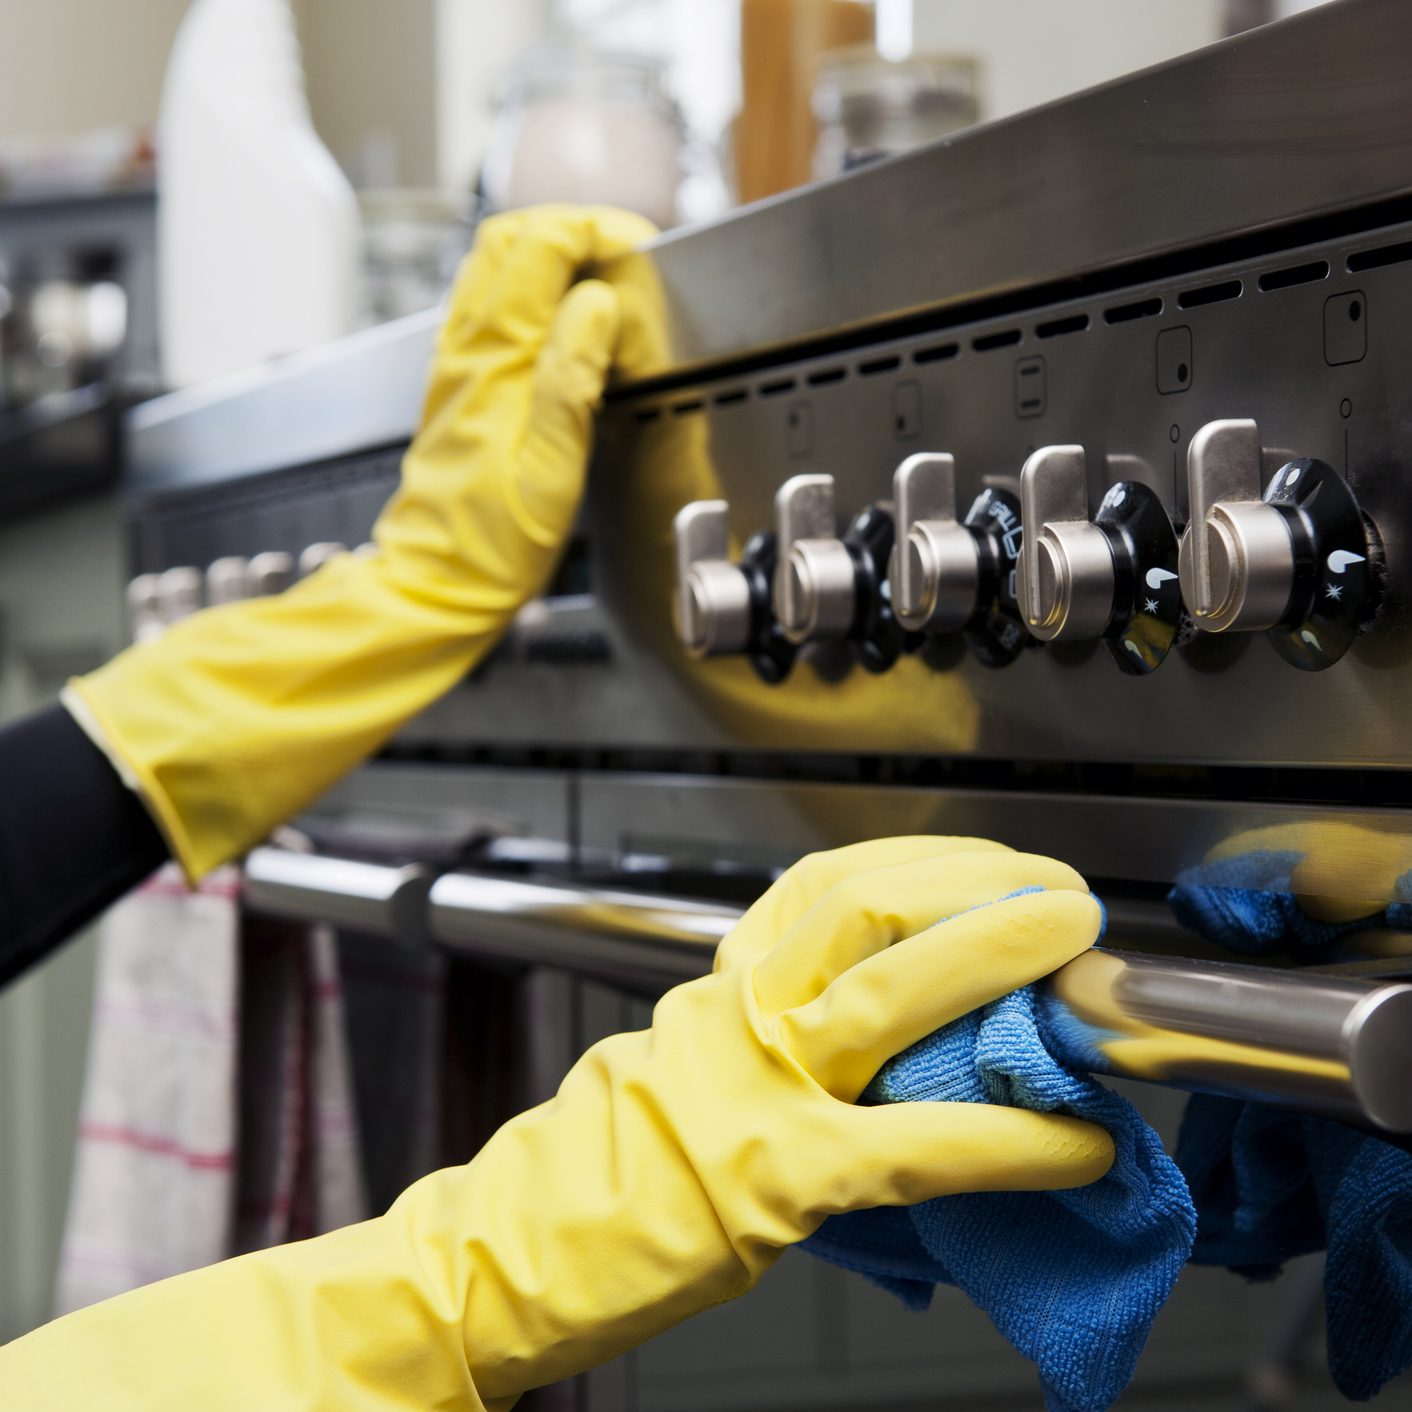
(1169, 424), (1180, 443)
(1176, 363), (1189, 383)
(1349, 299), (1362, 322)
(895, 415), (906, 431)
(1341, 398), (1353, 418)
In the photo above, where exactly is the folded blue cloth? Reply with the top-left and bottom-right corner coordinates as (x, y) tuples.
(802, 902), (1197, 1412)
(1169, 858), (1412, 1402)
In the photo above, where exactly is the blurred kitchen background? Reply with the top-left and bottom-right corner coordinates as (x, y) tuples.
(0, 0), (1333, 1360)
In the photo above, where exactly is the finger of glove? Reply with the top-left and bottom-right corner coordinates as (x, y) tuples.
(422, 205), (655, 427)
(752, 850), (1089, 1017)
(819, 1101), (1115, 1213)
(510, 279), (622, 546)
(716, 836), (1015, 976)
(780, 887), (1102, 1101)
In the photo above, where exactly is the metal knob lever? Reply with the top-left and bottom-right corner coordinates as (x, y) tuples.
(773, 474), (858, 645)
(672, 501), (753, 657)
(1178, 419), (1295, 633)
(1177, 418), (1381, 669)
(890, 453), (983, 633)
(1017, 446), (1116, 641)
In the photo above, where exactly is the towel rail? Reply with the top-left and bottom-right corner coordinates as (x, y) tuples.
(242, 847), (1412, 1133)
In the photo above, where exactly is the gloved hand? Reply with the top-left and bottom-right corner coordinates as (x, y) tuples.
(64, 204), (656, 881)
(2, 837), (1113, 1410)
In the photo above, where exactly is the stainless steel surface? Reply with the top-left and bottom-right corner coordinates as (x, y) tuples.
(1180, 418), (1295, 631)
(247, 550), (294, 596)
(299, 541), (347, 577)
(205, 555), (248, 605)
(427, 870), (735, 987)
(890, 452), (980, 634)
(244, 841), (1412, 1132)
(154, 565), (200, 623)
(242, 847), (434, 939)
(1017, 445), (1115, 641)
(773, 474), (855, 643)
(125, 306), (438, 494)
(604, 0), (1412, 381)
(673, 500), (752, 656)
(1053, 949), (1412, 1132)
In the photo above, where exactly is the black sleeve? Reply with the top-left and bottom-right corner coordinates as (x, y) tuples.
(0, 703), (169, 988)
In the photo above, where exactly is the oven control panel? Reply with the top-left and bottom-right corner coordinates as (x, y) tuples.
(126, 219), (1412, 771)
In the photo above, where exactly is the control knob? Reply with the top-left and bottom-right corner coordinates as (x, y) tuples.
(1178, 419), (1381, 669)
(672, 500), (795, 683)
(1017, 445), (1182, 674)
(773, 473), (904, 672)
(889, 452), (1027, 667)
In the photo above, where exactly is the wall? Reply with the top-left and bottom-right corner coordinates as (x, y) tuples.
(910, 0), (1225, 123)
(0, 0), (442, 191)
(0, 0), (190, 140)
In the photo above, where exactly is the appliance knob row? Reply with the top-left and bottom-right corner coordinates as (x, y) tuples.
(672, 418), (1383, 682)
(125, 543), (375, 641)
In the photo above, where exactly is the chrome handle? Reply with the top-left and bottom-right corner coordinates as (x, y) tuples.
(242, 847), (1412, 1132)
(243, 847), (434, 939)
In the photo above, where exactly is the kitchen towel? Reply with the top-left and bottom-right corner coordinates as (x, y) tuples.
(802, 896), (1197, 1412)
(1168, 858), (1412, 1402)
(56, 861), (370, 1313)
(55, 865), (242, 1313)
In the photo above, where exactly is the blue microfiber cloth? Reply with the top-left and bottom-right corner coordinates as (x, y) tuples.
(802, 894), (1197, 1412)
(1167, 860), (1412, 1402)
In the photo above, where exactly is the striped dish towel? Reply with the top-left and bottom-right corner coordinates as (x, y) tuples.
(54, 865), (369, 1314)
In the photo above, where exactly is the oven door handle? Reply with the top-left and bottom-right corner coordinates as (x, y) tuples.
(242, 846), (1412, 1134)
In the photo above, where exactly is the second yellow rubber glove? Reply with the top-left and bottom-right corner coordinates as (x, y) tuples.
(65, 204), (657, 880)
(2, 837), (1113, 1410)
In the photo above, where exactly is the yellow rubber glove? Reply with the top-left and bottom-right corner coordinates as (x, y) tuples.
(2, 837), (1113, 1410)
(64, 204), (657, 881)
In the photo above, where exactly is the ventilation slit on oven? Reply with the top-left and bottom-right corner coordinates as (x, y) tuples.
(805, 367), (847, 386)
(972, 328), (1022, 352)
(1036, 313), (1090, 339)
(670, 399), (704, 417)
(712, 388), (748, 406)
(759, 377), (797, 397)
(1177, 278), (1243, 309)
(913, 341), (959, 364)
(1347, 239), (1412, 273)
(634, 407), (662, 423)
(1257, 260), (1329, 292)
(1103, 296), (1163, 324)
(858, 355), (901, 376)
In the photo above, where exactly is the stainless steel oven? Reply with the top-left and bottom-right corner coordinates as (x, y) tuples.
(122, 2), (1412, 1405)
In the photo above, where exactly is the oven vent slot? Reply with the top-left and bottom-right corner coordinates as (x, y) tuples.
(1257, 259), (1329, 292)
(1036, 313), (1090, 339)
(712, 388), (748, 406)
(1177, 278), (1243, 308)
(913, 340), (959, 364)
(805, 366), (847, 386)
(633, 407), (662, 423)
(858, 355), (902, 376)
(670, 399), (704, 417)
(972, 328), (1022, 352)
(1347, 239), (1412, 273)
(1103, 296), (1163, 324)
(759, 377), (797, 397)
